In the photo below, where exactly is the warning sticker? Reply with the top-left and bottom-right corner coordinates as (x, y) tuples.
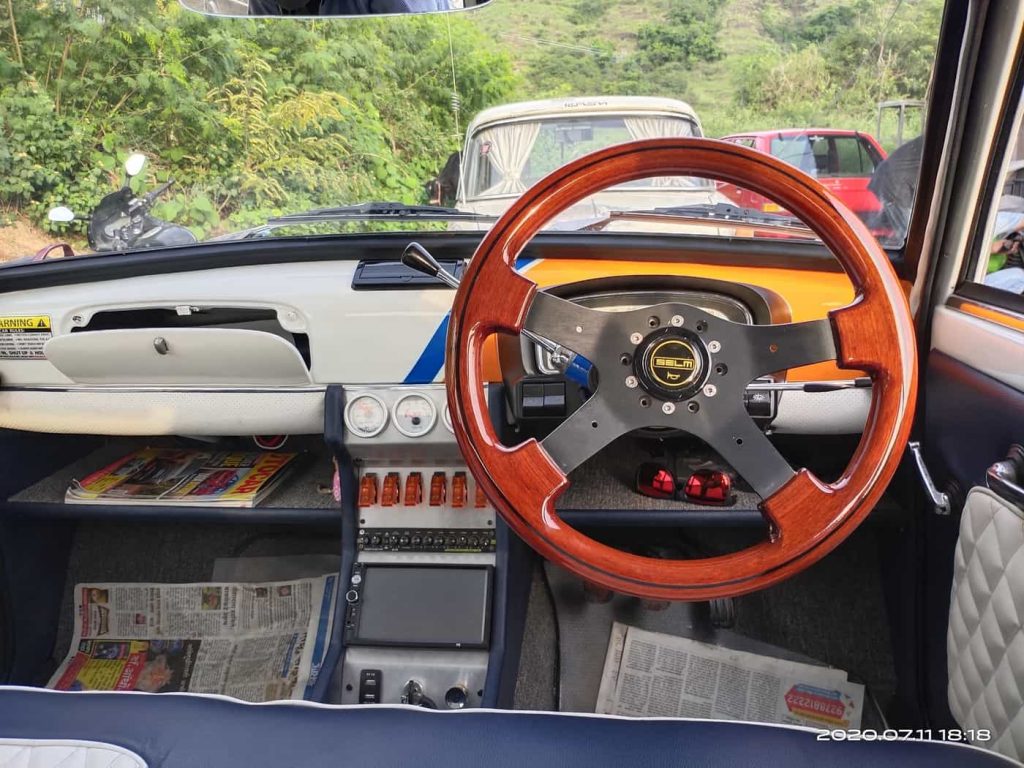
(0, 315), (52, 360)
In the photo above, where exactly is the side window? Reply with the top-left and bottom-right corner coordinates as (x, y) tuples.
(974, 99), (1024, 298)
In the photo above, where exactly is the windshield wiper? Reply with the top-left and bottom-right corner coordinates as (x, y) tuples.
(640, 202), (810, 229)
(267, 202), (496, 224)
(577, 202), (815, 236)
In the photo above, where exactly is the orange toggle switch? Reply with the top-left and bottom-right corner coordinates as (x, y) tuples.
(451, 472), (468, 508)
(358, 473), (378, 508)
(474, 483), (488, 508)
(429, 472), (446, 506)
(381, 472), (401, 507)
(404, 472), (423, 506)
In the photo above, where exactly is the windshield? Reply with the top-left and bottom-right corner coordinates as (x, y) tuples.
(0, 0), (942, 260)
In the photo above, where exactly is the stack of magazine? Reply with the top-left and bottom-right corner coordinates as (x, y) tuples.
(66, 448), (299, 508)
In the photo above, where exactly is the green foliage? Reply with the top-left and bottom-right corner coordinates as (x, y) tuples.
(637, 0), (726, 66)
(0, 0), (518, 236)
(0, 0), (944, 242)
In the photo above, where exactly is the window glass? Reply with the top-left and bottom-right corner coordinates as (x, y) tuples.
(977, 100), (1024, 297)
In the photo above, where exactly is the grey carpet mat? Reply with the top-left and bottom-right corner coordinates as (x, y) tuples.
(514, 528), (895, 728)
(46, 522), (340, 686)
(10, 438), (337, 510)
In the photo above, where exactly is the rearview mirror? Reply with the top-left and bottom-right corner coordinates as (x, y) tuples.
(180, 0), (491, 17)
(124, 153), (147, 179)
(47, 206), (76, 223)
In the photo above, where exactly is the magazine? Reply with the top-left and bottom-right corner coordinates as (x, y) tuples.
(65, 448), (299, 507)
(48, 575), (338, 701)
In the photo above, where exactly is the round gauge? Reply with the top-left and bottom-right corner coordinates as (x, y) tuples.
(392, 393), (437, 438)
(344, 394), (388, 438)
(443, 404), (454, 433)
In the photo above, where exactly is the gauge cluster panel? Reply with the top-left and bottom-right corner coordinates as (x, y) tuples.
(342, 384), (462, 459)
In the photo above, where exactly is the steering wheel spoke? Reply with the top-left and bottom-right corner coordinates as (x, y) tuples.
(522, 291), (615, 364)
(684, 403), (796, 500)
(741, 318), (839, 379)
(539, 392), (631, 475)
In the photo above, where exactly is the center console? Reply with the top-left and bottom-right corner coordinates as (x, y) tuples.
(337, 384), (501, 708)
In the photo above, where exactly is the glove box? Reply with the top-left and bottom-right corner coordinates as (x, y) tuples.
(43, 327), (313, 386)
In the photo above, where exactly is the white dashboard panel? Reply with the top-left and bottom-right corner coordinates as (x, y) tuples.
(0, 388), (325, 435)
(0, 259), (865, 436)
(0, 260), (451, 386)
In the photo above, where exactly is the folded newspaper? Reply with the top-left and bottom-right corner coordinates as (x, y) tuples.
(48, 574), (337, 701)
(597, 623), (864, 729)
(65, 448), (299, 507)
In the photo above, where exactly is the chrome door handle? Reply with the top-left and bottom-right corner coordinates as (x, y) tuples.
(987, 445), (1024, 509)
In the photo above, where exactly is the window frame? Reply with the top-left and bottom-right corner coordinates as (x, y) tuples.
(952, 31), (1024, 319)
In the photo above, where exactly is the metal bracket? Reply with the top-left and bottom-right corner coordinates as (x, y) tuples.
(908, 441), (951, 515)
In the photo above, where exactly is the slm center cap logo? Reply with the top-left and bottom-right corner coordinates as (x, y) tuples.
(636, 331), (708, 400)
(649, 338), (700, 387)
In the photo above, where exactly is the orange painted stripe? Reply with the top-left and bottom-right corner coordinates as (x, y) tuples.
(957, 301), (1024, 332)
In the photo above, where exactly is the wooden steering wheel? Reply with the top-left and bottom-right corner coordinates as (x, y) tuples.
(446, 138), (917, 600)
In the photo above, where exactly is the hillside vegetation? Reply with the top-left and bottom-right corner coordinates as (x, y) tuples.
(0, 0), (942, 247)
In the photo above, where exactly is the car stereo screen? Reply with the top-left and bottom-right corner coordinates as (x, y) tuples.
(351, 565), (492, 648)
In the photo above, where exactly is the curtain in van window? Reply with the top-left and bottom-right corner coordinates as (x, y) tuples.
(623, 116), (694, 140)
(624, 116), (696, 187)
(479, 122), (542, 195)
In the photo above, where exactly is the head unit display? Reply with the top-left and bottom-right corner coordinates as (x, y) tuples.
(345, 564), (492, 649)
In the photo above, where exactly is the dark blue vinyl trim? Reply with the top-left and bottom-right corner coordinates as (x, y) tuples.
(0, 688), (1012, 768)
(316, 385), (358, 703)
(0, 501), (342, 524)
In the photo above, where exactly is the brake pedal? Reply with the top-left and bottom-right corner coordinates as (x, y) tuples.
(709, 597), (736, 629)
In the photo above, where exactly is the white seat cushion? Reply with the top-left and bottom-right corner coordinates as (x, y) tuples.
(948, 486), (1024, 761)
(0, 739), (145, 768)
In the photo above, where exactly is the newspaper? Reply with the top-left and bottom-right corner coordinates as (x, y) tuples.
(48, 574), (338, 702)
(597, 623), (864, 729)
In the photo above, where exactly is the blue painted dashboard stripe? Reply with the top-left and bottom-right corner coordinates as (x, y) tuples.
(404, 314), (450, 384)
(402, 256), (539, 384)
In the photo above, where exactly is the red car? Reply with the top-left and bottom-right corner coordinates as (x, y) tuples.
(718, 129), (888, 221)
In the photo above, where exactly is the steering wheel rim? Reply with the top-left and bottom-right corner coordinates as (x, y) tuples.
(446, 137), (917, 600)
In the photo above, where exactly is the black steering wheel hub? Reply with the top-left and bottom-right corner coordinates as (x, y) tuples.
(634, 328), (709, 401)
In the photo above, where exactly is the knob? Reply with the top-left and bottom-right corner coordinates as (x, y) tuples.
(402, 242), (460, 289)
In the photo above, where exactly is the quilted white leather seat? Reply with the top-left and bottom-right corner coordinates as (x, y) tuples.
(0, 740), (145, 768)
(948, 487), (1024, 761)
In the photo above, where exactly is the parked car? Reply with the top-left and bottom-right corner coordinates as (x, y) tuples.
(718, 129), (888, 222)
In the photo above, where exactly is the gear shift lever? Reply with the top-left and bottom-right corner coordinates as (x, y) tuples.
(402, 242), (460, 289)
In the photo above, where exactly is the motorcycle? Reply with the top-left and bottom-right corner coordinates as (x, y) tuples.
(47, 152), (197, 253)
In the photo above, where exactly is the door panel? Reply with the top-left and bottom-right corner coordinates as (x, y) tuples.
(924, 322), (1024, 753)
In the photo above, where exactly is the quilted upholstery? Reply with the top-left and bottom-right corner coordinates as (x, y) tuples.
(948, 487), (1024, 761)
(0, 740), (144, 768)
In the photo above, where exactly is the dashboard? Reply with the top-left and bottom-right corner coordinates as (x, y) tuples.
(0, 236), (871, 438)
